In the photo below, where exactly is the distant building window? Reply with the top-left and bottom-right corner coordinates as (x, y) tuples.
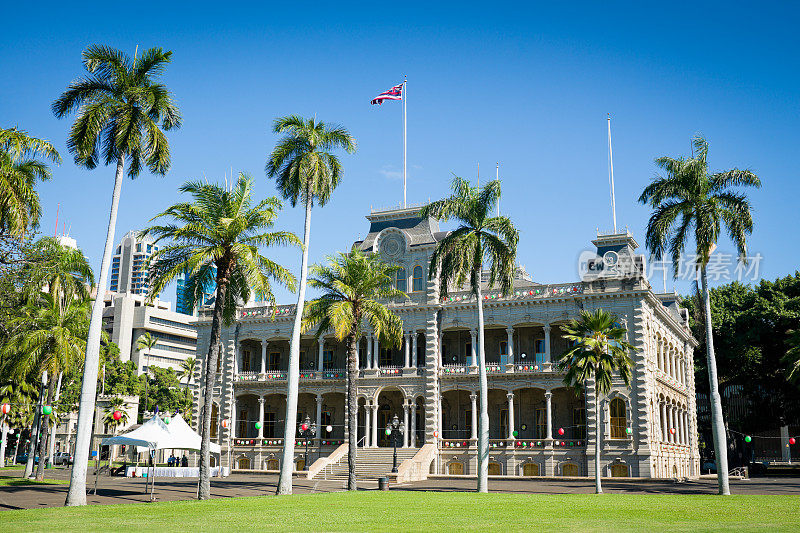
(116, 246), (121, 254)
(396, 268), (407, 292)
(136, 243), (142, 252)
(412, 266), (424, 292)
(147, 244), (152, 253)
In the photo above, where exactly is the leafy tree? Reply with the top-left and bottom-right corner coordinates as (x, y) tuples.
(143, 172), (298, 500)
(140, 366), (186, 416)
(0, 379), (37, 465)
(0, 127), (61, 238)
(303, 250), (404, 490)
(266, 115), (356, 496)
(53, 44), (181, 506)
(177, 357), (196, 405)
(420, 176), (518, 493)
(136, 333), (157, 415)
(639, 135), (760, 495)
(102, 397), (129, 434)
(556, 308), (633, 494)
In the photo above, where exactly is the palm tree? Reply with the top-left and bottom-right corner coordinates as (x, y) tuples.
(177, 357), (196, 406)
(556, 308), (634, 494)
(103, 397), (130, 434)
(785, 330), (800, 383)
(302, 250), (405, 490)
(420, 176), (518, 493)
(639, 134), (760, 495)
(136, 333), (158, 416)
(266, 115), (355, 495)
(53, 44), (181, 506)
(25, 236), (94, 304)
(143, 172), (299, 500)
(0, 380), (37, 466)
(0, 127), (61, 238)
(3, 294), (90, 481)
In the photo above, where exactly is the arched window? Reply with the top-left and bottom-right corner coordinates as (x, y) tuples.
(412, 265), (424, 292)
(396, 268), (407, 292)
(610, 398), (627, 438)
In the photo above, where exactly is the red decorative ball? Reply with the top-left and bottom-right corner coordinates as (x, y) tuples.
(670, 428), (676, 434)
(112, 410), (122, 421)
(558, 427), (565, 435)
(301, 423), (309, 431)
(790, 438), (797, 445)
(221, 419), (229, 428)
(433, 431), (438, 438)
(1, 403), (9, 415)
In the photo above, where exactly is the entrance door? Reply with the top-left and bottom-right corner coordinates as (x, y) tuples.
(610, 464), (629, 477)
(523, 463), (539, 476)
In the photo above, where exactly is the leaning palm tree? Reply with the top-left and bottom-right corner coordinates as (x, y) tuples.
(0, 127), (61, 238)
(143, 172), (299, 500)
(556, 308), (634, 494)
(136, 333), (158, 416)
(53, 44), (181, 506)
(3, 293), (90, 481)
(639, 134), (760, 495)
(266, 115), (355, 495)
(302, 250), (405, 490)
(420, 176), (518, 493)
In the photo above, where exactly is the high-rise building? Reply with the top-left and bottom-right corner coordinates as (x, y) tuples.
(176, 267), (216, 315)
(109, 231), (159, 296)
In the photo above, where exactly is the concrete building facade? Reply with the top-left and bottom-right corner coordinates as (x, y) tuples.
(194, 206), (699, 479)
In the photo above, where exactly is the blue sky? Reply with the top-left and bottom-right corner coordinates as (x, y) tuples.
(2, 2), (798, 305)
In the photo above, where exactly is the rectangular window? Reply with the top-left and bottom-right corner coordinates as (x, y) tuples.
(536, 407), (547, 438)
(242, 350), (251, 372)
(500, 341), (508, 356)
(264, 412), (276, 438)
(269, 352), (281, 371)
(238, 411), (247, 438)
(535, 339), (545, 353)
(465, 342), (472, 360)
(136, 243), (142, 252)
(464, 409), (472, 437)
(499, 409), (508, 439)
(380, 348), (392, 367)
(321, 411), (332, 430)
(323, 349), (334, 368)
(573, 407), (586, 439)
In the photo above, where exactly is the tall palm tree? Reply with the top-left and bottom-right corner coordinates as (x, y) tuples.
(420, 176), (518, 493)
(266, 115), (355, 495)
(0, 127), (61, 238)
(136, 333), (158, 416)
(3, 293), (90, 481)
(53, 44), (181, 506)
(177, 357), (196, 406)
(143, 172), (299, 500)
(302, 250), (405, 490)
(556, 308), (634, 494)
(0, 380), (37, 466)
(639, 135), (760, 495)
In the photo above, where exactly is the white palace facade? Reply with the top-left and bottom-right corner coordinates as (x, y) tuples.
(193, 206), (699, 480)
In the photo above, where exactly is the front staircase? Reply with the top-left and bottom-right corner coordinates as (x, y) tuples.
(316, 447), (419, 481)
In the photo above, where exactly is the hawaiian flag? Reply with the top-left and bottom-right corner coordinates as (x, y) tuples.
(371, 83), (403, 105)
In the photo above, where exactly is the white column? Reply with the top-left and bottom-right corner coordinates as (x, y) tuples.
(439, 333), (444, 368)
(374, 337), (380, 369)
(470, 393), (478, 440)
(412, 332), (418, 368)
(231, 399), (238, 438)
(257, 397), (265, 439)
(316, 394), (323, 439)
(318, 338), (325, 372)
(545, 390), (553, 440)
(364, 402), (371, 447)
(366, 335), (373, 369)
(470, 329), (478, 368)
(669, 406), (676, 443)
(410, 401), (417, 447)
(260, 340), (268, 375)
(543, 324), (552, 363)
(404, 333), (411, 368)
(682, 411), (688, 445)
(371, 402), (378, 447)
(506, 327), (514, 368)
(660, 402), (667, 441)
(403, 402), (410, 447)
(233, 343), (240, 375)
(507, 392), (515, 439)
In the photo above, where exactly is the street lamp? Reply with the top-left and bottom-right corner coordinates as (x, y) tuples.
(386, 413), (405, 473)
(298, 415), (316, 471)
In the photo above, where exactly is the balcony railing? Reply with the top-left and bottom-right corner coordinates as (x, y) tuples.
(441, 282), (584, 305)
(441, 364), (469, 375)
(232, 437), (345, 447)
(378, 366), (403, 376)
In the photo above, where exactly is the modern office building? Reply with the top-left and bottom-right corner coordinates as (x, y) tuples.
(176, 267), (216, 316)
(194, 205), (699, 479)
(101, 292), (197, 375)
(110, 231), (159, 296)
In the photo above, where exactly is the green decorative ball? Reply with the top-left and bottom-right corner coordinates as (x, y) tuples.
(625, 427), (632, 435)
(745, 436), (752, 443)
(385, 428), (391, 436)
(42, 405), (52, 415)
(255, 422), (262, 429)
(512, 430), (519, 437)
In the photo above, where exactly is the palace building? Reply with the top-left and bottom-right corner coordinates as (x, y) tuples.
(193, 205), (699, 480)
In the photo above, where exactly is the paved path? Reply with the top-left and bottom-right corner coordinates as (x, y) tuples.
(2, 467), (799, 511)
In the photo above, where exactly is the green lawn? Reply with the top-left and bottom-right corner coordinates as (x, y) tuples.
(2, 492), (797, 532)
(0, 475), (69, 487)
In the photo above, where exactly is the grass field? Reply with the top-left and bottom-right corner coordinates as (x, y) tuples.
(0, 475), (69, 486)
(2, 491), (797, 532)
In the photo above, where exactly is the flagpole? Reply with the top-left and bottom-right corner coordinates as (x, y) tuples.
(403, 75), (407, 208)
(607, 113), (617, 233)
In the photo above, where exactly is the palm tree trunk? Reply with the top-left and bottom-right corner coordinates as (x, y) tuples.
(277, 194), (312, 495)
(198, 277), (228, 500)
(47, 373), (63, 467)
(0, 417), (7, 466)
(700, 265), (730, 495)
(35, 382), (56, 481)
(595, 393), (602, 494)
(66, 153), (125, 506)
(474, 279), (489, 493)
(346, 333), (358, 491)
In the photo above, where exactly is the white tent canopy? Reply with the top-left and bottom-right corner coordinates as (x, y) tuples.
(102, 414), (221, 454)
